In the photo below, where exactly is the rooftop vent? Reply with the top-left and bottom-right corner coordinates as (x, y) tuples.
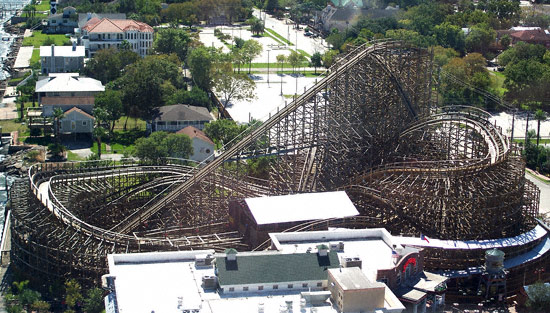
(317, 244), (329, 257)
(225, 248), (238, 261)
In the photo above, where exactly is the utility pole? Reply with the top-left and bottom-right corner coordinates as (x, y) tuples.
(267, 49), (270, 85)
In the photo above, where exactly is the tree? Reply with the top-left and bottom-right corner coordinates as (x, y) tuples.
(264, 0), (280, 13)
(526, 282), (550, 310)
(500, 34), (511, 50)
(434, 22), (466, 53)
(53, 108), (64, 143)
(64, 279), (83, 311)
(535, 108), (547, 146)
(162, 2), (198, 27)
(94, 89), (123, 134)
(322, 50), (339, 68)
(276, 54), (286, 73)
(83, 48), (140, 84)
(83, 288), (104, 313)
(287, 50), (306, 73)
(465, 23), (496, 55)
(249, 17), (265, 36)
(433, 46), (459, 68)
(204, 119), (247, 148)
(154, 28), (192, 61)
(310, 52), (322, 74)
(242, 39), (263, 73)
(187, 46), (215, 90)
(134, 132), (192, 160)
(214, 64), (256, 106)
(118, 55), (184, 123)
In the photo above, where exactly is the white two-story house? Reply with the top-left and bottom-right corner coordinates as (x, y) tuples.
(80, 17), (154, 57)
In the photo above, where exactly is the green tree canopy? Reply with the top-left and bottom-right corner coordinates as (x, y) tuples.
(204, 119), (247, 148)
(134, 131), (193, 160)
(154, 28), (194, 61)
(83, 48), (140, 84)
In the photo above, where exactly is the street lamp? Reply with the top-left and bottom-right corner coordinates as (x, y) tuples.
(280, 67), (283, 96)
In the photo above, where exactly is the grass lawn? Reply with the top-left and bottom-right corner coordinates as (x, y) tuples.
(35, 0), (51, 11)
(30, 48), (40, 67)
(113, 117), (147, 131)
(90, 127), (146, 154)
(67, 150), (86, 161)
(265, 28), (293, 46)
(0, 120), (28, 134)
(297, 49), (311, 58)
(514, 138), (550, 145)
(247, 62), (310, 69)
(490, 71), (507, 97)
(22, 30), (70, 48)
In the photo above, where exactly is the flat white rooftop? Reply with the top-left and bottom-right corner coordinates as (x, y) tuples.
(40, 45), (85, 57)
(245, 191), (359, 225)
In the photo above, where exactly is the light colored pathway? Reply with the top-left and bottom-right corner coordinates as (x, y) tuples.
(526, 171), (550, 215)
(13, 46), (33, 69)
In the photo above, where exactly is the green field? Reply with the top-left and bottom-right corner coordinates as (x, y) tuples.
(248, 62), (310, 69)
(22, 30), (70, 48)
(490, 71), (507, 97)
(35, 0), (51, 12)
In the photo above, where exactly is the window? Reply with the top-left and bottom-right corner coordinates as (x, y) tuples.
(228, 287), (234, 292)
(243, 287), (249, 291)
(302, 283), (308, 288)
(396, 272), (401, 285)
(63, 19), (67, 23)
(273, 285), (278, 290)
(169, 121), (177, 126)
(82, 121), (87, 126)
(287, 284), (293, 289)
(317, 282), (322, 287)
(258, 286), (263, 291)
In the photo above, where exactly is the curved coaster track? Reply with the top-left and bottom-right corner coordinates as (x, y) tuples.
(9, 41), (542, 289)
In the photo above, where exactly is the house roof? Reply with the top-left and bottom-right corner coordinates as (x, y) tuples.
(510, 29), (550, 42)
(155, 104), (213, 122)
(82, 18), (153, 33)
(244, 191), (359, 226)
(41, 96), (95, 106)
(35, 73), (104, 93)
(216, 251), (340, 286)
(78, 13), (126, 28)
(64, 107), (95, 120)
(40, 45), (85, 57)
(176, 126), (214, 145)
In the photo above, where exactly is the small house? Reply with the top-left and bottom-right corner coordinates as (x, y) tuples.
(148, 104), (213, 133)
(176, 126), (215, 163)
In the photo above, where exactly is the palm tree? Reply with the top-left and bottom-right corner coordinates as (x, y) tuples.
(535, 109), (547, 146)
(52, 108), (64, 143)
(93, 127), (107, 159)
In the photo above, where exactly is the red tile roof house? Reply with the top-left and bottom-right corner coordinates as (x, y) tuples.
(509, 29), (550, 48)
(80, 18), (153, 57)
(176, 126), (215, 163)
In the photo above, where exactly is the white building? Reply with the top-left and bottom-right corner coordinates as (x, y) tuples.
(40, 44), (85, 74)
(147, 104), (213, 133)
(176, 126), (215, 163)
(80, 17), (153, 57)
(35, 73), (104, 117)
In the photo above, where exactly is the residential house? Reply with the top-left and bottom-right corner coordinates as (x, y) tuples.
(40, 44), (85, 74)
(44, 6), (78, 34)
(176, 126), (215, 163)
(58, 107), (95, 134)
(148, 104), (213, 133)
(509, 29), (550, 48)
(35, 73), (104, 117)
(80, 17), (153, 57)
(316, 2), (399, 33)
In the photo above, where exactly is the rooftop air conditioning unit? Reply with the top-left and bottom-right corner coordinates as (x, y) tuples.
(342, 256), (362, 269)
(202, 275), (218, 289)
(195, 254), (214, 267)
(329, 241), (345, 252)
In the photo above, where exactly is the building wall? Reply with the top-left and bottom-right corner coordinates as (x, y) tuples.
(43, 104), (94, 116)
(376, 251), (425, 290)
(58, 114), (94, 133)
(220, 280), (325, 294)
(328, 271), (385, 312)
(41, 56), (84, 74)
(148, 120), (210, 132)
(82, 28), (153, 57)
(190, 137), (215, 163)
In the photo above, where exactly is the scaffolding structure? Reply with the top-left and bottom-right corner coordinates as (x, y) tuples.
(9, 41), (547, 294)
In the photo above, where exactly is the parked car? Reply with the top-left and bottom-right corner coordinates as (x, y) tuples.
(304, 31), (313, 37)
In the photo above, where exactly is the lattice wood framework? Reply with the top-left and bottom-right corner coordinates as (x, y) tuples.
(9, 41), (542, 291)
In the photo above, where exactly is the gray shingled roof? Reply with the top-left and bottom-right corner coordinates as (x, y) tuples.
(216, 252), (340, 286)
(154, 104), (213, 122)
